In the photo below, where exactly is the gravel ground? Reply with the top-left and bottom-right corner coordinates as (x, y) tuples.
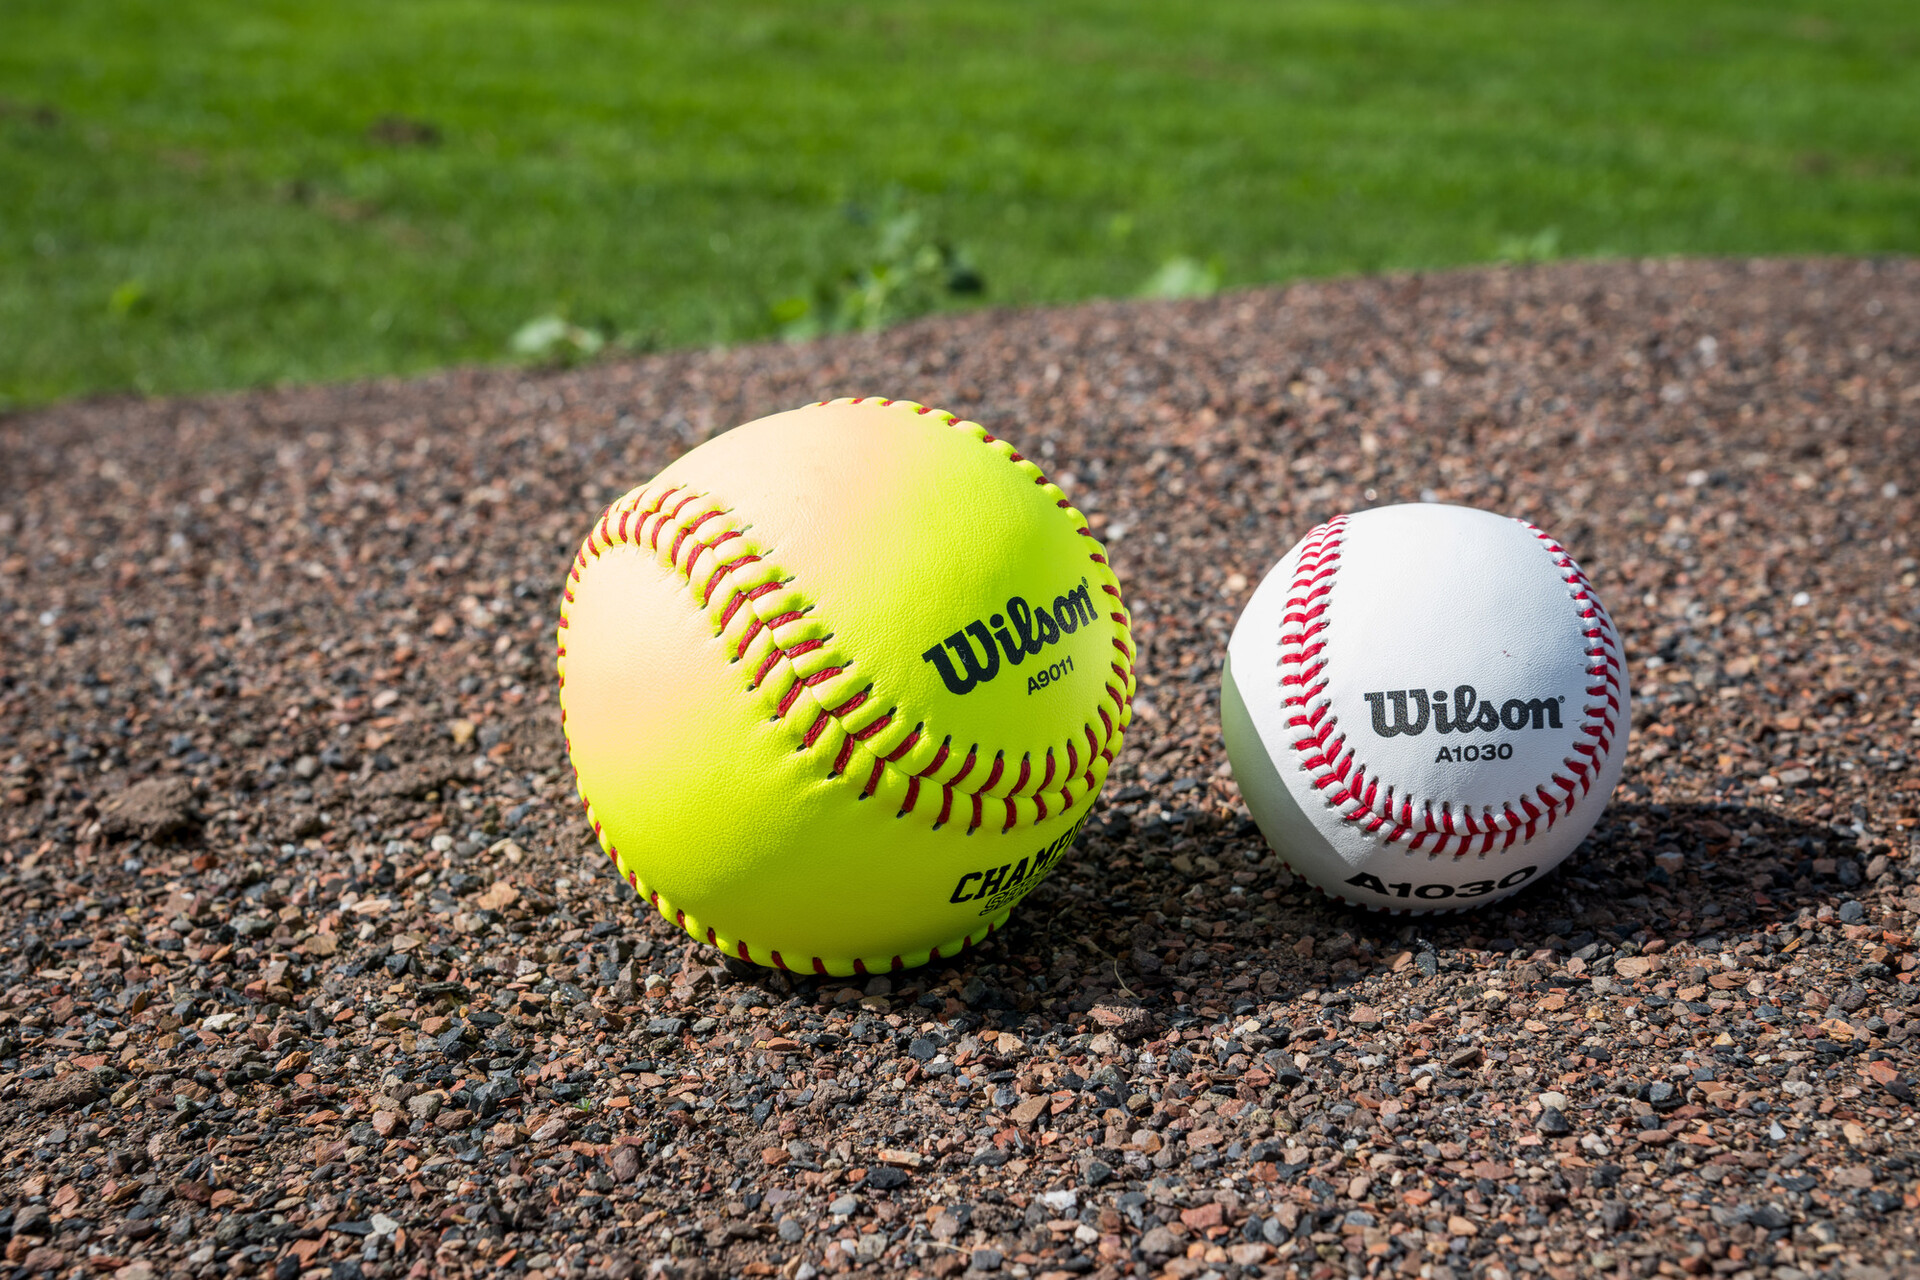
(3, 257), (1920, 1280)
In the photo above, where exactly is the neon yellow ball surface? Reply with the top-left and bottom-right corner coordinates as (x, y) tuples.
(557, 398), (1135, 976)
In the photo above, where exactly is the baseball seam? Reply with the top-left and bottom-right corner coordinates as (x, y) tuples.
(556, 397), (1136, 975)
(1276, 513), (1623, 879)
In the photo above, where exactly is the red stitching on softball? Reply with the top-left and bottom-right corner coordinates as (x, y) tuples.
(802, 710), (834, 750)
(671, 507), (725, 565)
(828, 688), (871, 721)
(1274, 513), (1622, 860)
(703, 552), (762, 607)
(948, 746), (978, 789)
(652, 491), (702, 551)
(916, 737), (951, 777)
(774, 675), (811, 719)
(774, 666), (847, 721)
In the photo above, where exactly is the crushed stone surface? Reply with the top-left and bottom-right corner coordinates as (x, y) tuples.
(3, 257), (1920, 1280)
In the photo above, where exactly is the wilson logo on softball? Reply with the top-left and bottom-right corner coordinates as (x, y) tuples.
(921, 578), (1098, 696)
(1363, 686), (1565, 738)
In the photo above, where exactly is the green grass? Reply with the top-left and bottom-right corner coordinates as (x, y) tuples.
(2, 1), (1917, 407)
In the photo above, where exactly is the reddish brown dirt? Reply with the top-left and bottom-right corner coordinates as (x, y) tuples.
(3, 258), (1919, 1280)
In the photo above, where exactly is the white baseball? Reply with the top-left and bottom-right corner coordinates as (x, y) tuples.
(1221, 503), (1629, 912)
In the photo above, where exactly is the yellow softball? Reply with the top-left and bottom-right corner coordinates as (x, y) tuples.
(557, 398), (1135, 976)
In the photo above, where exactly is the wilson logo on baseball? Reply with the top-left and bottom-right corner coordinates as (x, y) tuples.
(921, 578), (1098, 697)
(1363, 685), (1566, 738)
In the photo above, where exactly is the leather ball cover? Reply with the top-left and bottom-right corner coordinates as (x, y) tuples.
(558, 398), (1135, 974)
(1222, 504), (1628, 912)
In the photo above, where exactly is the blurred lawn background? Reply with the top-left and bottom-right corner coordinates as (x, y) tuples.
(2, 1), (1917, 407)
